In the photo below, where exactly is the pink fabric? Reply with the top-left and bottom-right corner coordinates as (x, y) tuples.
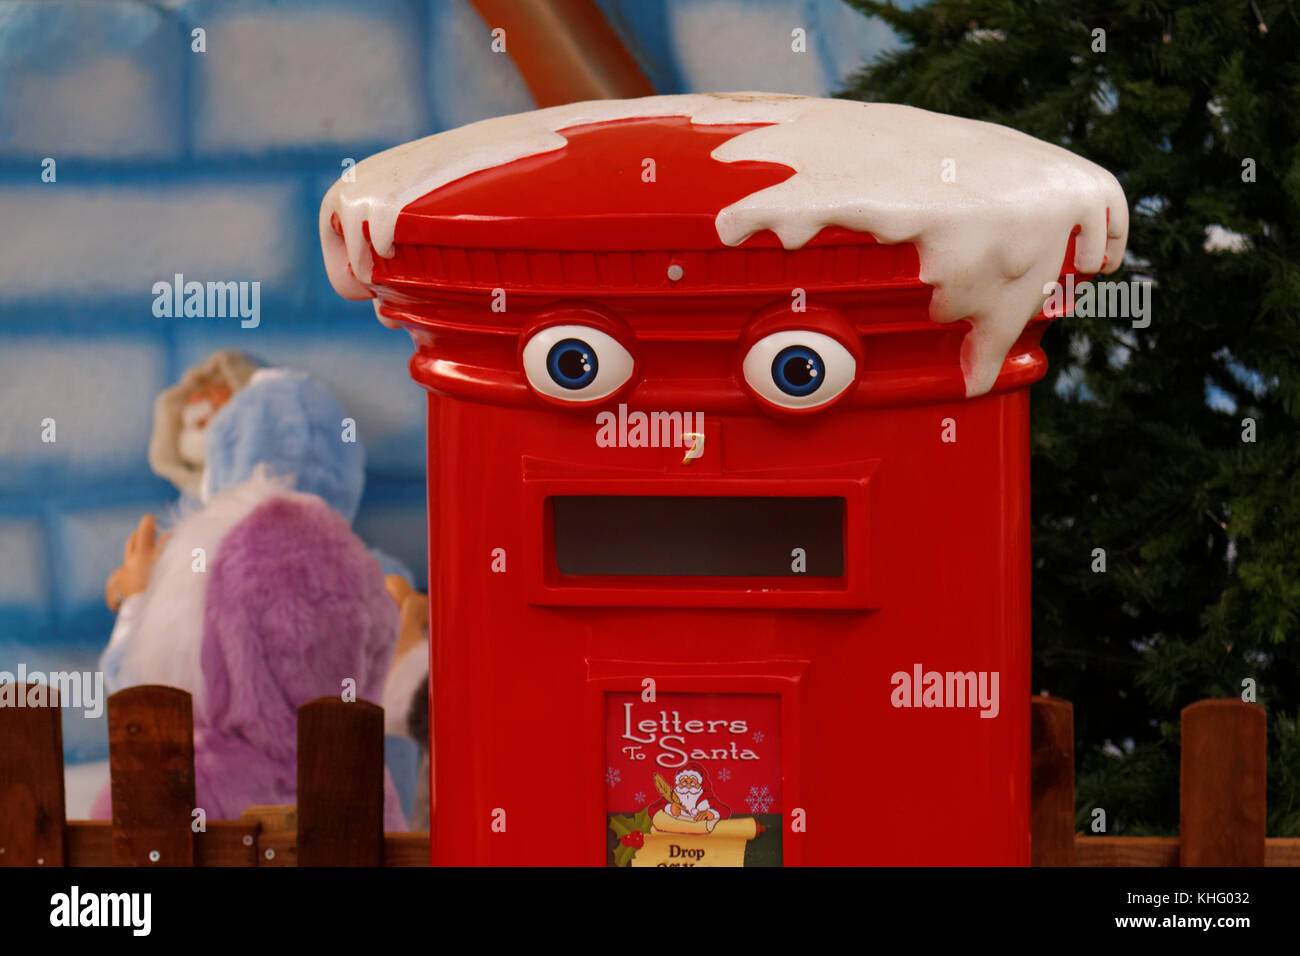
(92, 494), (405, 831)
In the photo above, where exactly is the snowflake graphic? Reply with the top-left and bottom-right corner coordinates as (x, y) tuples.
(746, 785), (773, 814)
(752, 730), (766, 743)
(716, 767), (732, 782)
(606, 766), (621, 787)
(633, 792), (646, 805)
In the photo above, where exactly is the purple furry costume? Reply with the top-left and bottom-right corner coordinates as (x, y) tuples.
(91, 488), (406, 831)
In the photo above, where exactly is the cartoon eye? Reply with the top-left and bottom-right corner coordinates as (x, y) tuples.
(522, 325), (634, 402)
(742, 330), (856, 409)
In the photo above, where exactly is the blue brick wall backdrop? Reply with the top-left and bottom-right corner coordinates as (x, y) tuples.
(0, 0), (903, 814)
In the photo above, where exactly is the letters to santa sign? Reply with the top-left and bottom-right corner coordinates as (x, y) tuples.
(605, 692), (782, 867)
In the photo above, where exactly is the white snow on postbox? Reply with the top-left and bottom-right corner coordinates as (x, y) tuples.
(321, 91), (1128, 396)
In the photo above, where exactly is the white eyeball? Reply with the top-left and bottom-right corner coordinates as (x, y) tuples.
(522, 325), (634, 402)
(742, 330), (856, 409)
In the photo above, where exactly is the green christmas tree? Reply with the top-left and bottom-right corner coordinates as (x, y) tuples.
(840, 0), (1300, 835)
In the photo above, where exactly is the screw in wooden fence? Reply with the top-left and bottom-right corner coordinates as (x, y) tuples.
(107, 685), (197, 867)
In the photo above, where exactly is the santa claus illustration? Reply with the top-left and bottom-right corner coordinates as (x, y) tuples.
(649, 765), (730, 834)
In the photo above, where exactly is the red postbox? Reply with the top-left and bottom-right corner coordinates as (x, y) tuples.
(320, 93), (1128, 866)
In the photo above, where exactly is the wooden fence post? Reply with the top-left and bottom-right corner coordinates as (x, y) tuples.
(0, 683), (67, 867)
(297, 698), (385, 866)
(1031, 695), (1075, 866)
(107, 685), (197, 866)
(1180, 698), (1266, 866)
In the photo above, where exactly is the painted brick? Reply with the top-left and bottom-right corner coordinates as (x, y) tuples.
(0, 337), (168, 482)
(0, 0), (183, 159)
(51, 501), (173, 623)
(189, 0), (427, 153)
(667, 0), (832, 96)
(0, 518), (47, 608)
(0, 182), (302, 300)
(426, 0), (534, 129)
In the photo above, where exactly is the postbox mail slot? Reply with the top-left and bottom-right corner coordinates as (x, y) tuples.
(526, 472), (878, 609)
(553, 495), (844, 577)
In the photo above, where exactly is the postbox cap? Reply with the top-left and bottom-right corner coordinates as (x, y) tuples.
(321, 92), (1128, 397)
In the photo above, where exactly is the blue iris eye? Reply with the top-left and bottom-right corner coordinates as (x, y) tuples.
(546, 338), (598, 390)
(771, 345), (824, 397)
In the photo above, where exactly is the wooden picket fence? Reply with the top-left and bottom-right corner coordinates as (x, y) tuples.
(3, 685), (1297, 865)
(1031, 696), (1300, 866)
(0, 684), (429, 866)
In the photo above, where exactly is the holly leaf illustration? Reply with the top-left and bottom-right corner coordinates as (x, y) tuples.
(609, 814), (634, 838)
(613, 842), (638, 868)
